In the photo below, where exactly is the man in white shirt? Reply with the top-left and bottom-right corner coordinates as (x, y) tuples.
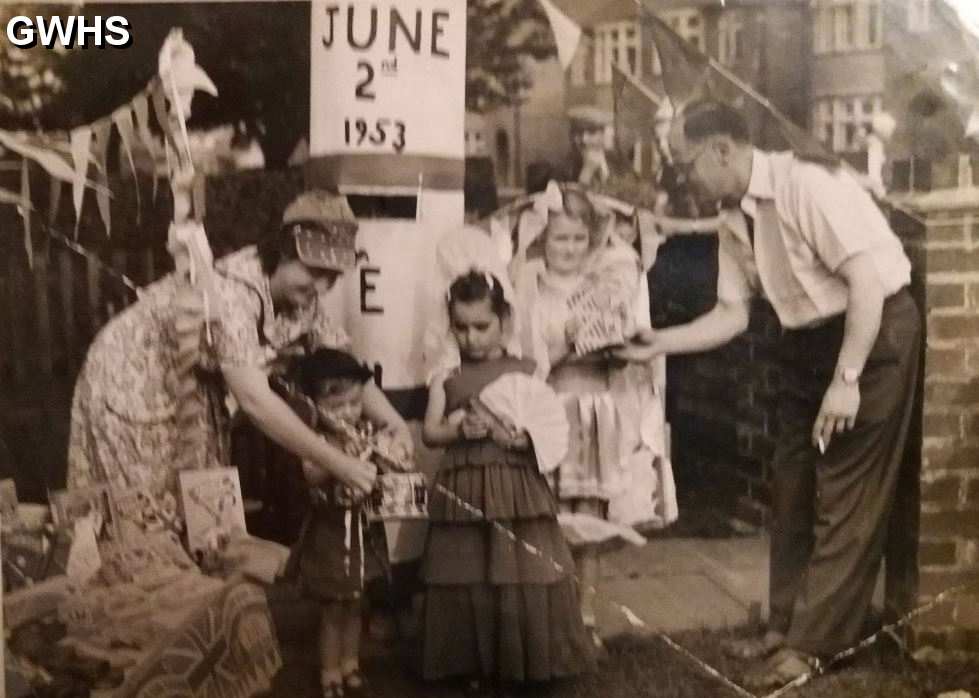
(617, 99), (922, 688)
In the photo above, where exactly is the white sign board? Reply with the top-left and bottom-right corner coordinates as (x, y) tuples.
(310, 1), (465, 164)
(310, 0), (466, 392)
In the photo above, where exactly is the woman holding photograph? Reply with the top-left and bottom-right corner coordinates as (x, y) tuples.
(67, 190), (411, 505)
(511, 181), (675, 648)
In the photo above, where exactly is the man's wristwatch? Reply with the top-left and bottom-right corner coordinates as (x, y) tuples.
(839, 367), (861, 385)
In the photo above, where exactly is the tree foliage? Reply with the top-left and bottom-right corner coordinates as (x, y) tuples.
(466, 0), (556, 112)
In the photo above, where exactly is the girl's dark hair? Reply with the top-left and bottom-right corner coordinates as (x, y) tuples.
(447, 270), (510, 320)
(257, 225), (301, 276)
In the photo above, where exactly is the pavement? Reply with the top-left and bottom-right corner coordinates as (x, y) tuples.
(595, 535), (769, 638)
(263, 534), (772, 696)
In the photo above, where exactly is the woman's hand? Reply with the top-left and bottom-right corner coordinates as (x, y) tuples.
(311, 453), (377, 497)
(386, 424), (415, 460)
(612, 327), (662, 363)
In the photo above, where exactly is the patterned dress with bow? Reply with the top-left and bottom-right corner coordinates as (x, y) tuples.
(67, 246), (349, 499)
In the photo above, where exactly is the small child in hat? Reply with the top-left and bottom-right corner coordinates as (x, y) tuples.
(286, 347), (403, 698)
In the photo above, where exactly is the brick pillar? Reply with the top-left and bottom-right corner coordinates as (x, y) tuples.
(892, 190), (979, 651)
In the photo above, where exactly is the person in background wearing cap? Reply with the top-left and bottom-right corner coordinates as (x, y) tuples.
(615, 99), (921, 688)
(566, 105), (633, 188)
(67, 190), (412, 511)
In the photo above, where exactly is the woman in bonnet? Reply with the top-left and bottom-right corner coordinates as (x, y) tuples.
(68, 190), (412, 505)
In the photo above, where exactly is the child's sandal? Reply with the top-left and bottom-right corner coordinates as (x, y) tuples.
(321, 671), (344, 698)
(342, 670), (367, 697)
(321, 682), (344, 698)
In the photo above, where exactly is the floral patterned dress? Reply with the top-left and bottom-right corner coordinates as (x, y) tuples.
(67, 246), (349, 498)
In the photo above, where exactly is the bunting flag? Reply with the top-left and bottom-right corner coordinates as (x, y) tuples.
(641, 7), (838, 166)
(538, 0), (582, 71)
(611, 64), (662, 174)
(0, 28), (218, 261)
(643, 12), (712, 107)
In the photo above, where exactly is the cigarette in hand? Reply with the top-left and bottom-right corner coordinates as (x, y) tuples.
(817, 437), (826, 455)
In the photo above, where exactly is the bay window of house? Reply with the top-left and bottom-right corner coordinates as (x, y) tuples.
(718, 11), (745, 66)
(593, 21), (641, 85)
(813, 0), (883, 53)
(812, 95), (882, 152)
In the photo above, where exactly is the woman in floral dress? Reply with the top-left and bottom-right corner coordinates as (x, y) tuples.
(67, 190), (411, 503)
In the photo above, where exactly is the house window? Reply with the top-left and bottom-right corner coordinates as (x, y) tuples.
(812, 95), (882, 152)
(594, 21), (641, 85)
(813, 0), (882, 53)
(908, 0), (931, 32)
(718, 11), (745, 66)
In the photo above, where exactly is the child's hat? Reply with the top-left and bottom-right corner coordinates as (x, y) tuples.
(281, 190), (358, 272)
(298, 347), (375, 392)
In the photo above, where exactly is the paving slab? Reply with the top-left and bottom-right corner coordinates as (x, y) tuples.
(596, 536), (770, 638)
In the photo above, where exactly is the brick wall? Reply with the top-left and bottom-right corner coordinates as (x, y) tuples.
(891, 190), (979, 651)
(668, 299), (782, 526)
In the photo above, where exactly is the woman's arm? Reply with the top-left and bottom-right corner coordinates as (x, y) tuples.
(361, 382), (414, 456)
(223, 366), (376, 494)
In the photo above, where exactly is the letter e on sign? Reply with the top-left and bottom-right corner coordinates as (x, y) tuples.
(360, 267), (383, 314)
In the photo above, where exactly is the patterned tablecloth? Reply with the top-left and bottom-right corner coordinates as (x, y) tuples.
(117, 579), (281, 698)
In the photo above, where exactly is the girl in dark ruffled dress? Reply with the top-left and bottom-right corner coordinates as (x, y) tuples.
(420, 270), (594, 692)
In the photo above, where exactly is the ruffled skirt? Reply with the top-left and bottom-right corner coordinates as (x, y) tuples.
(420, 442), (594, 681)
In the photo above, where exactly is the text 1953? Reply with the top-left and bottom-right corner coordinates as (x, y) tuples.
(344, 117), (406, 153)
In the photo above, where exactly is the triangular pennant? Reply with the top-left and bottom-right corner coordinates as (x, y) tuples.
(643, 12), (711, 108)
(69, 126), (92, 237)
(638, 5), (838, 167)
(112, 104), (141, 221)
(91, 118), (113, 237)
(0, 130), (104, 191)
(21, 158), (32, 269)
(538, 0), (582, 71)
